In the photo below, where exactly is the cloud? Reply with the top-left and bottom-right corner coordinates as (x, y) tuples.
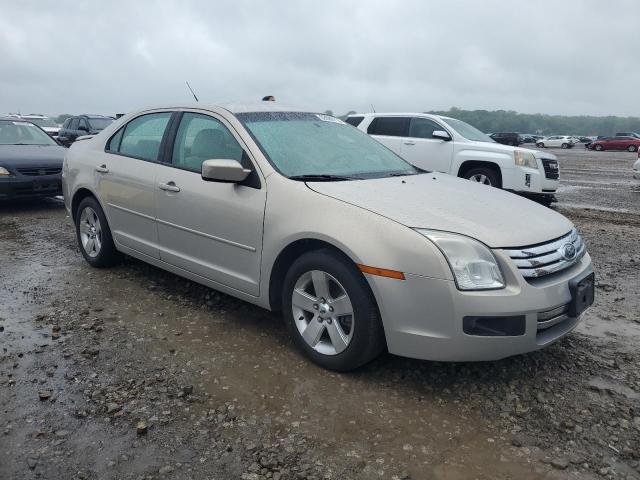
(0, 0), (638, 117)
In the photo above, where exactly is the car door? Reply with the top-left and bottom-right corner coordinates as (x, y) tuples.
(401, 117), (454, 173)
(612, 136), (628, 150)
(366, 116), (408, 157)
(155, 111), (266, 296)
(78, 118), (90, 137)
(67, 118), (80, 143)
(547, 136), (560, 147)
(97, 111), (173, 259)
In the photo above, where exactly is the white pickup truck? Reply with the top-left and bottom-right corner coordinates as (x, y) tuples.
(347, 113), (559, 205)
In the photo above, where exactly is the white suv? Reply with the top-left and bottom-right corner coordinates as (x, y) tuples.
(536, 135), (576, 149)
(348, 113), (559, 205)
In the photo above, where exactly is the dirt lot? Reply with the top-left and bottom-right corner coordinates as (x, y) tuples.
(1, 147), (639, 480)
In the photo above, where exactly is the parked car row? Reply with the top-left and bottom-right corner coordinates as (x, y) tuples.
(60, 103), (594, 371)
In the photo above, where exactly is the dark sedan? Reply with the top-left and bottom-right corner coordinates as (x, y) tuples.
(0, 118), (66, 200)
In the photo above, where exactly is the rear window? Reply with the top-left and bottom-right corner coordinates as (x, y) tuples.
(367, 117), (408, 137)
(345, 116), (364, 127)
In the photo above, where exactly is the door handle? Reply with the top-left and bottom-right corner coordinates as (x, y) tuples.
(404, 141), (416, 146)
(159, 182), (180, 192)
(95, 164), (109, 173)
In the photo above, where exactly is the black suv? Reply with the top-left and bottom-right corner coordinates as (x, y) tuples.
(489, 132), (522, 146)
(57, 115), (114, 147)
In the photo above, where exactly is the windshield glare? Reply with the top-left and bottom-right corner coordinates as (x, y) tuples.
(238, 112), (418, 179)
(0, 121), (57, 145)
(441, 117), (495, 143)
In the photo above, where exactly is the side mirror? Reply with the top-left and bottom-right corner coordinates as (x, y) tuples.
(432, 130), (451, 141)
(201, 159), (251, 183)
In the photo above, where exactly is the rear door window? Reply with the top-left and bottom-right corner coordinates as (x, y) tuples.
(367, 117), (408, 137)
(118, 112), (172, 162)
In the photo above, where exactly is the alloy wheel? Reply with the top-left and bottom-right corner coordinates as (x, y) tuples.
(291, 270), (354, 356)
(469, 174), (492, 185)
(79, 206), (102, 258)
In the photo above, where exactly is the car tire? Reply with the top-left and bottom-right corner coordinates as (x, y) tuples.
(536, 142), (545, 148)
(595, 144), (604, 151)
(75, 196), (120, 268)
(561, 143), (569, 149)
(463, 167), (501, 187)
(628, 145), (638, 152)
(282, 249), (386, 372)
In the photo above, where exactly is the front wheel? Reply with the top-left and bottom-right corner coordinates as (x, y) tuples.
(75, 196), (120, 267)
(536, 142), (545, 148)
(561, 143), (569, 149)
(282, 250), (385, 371)
(627, 145), (638, 152)
(463, 167), (501, 187)
(595, 144), (604, 151)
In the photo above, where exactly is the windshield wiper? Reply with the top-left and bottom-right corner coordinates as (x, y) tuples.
(288, 174), (361, 182)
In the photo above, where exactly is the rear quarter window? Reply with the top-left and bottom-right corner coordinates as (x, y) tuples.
(345, 116), (364, 127)
(367, 117), (408, 137)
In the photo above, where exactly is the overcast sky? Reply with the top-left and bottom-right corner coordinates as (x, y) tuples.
(1, 0), (639, 118)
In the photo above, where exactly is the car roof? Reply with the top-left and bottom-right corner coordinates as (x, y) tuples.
(0, 116), (36, 123)
(75, 114), (114, 119)
(129, 103), (309, 115)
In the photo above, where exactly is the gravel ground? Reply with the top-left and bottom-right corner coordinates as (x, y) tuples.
(1, 149), (639, 480)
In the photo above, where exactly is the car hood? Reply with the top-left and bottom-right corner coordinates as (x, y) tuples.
(307, 173), (573, 248)
(0, 144), (66, 166)
(462, 139), (553, 159)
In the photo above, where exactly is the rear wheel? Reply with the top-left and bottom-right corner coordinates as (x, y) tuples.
(463, 167), (501, 187)
(282, 250), (385, 371)
(595, 144), (604, 151)
(627, 145), (638, 152)
(561, 143), (569, 149)
(75, 196), (119, 267)
(536, 142), (545, 148)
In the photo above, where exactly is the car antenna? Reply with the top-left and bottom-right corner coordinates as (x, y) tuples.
(370, 103), (376, 113)
(186, 81), (199, 102)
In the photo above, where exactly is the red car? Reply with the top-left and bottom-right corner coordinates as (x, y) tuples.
(589, 136), (640, 152)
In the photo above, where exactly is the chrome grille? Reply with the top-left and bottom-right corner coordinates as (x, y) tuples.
(537, 304), (570, 330)
(503, 229), (586, 279)
(541, 158), (559, 179)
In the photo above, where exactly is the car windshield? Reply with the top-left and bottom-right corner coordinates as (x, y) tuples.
(23, 117), (58, 128)
(440, 117), (495, 143)
(0, 120), (57, 145)
(89, 118), (114, 130)
(238, 112), (420, 179)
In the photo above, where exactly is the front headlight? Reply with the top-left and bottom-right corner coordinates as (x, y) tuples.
(514, 150), (538, 169)
(0, 166), (12, 176)
(416, 230), (505, 290)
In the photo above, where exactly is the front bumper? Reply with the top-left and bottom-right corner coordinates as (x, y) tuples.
(502, 157), (559, 195)
(368, 251), (593, 362)
(0, 175), (62, 200)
